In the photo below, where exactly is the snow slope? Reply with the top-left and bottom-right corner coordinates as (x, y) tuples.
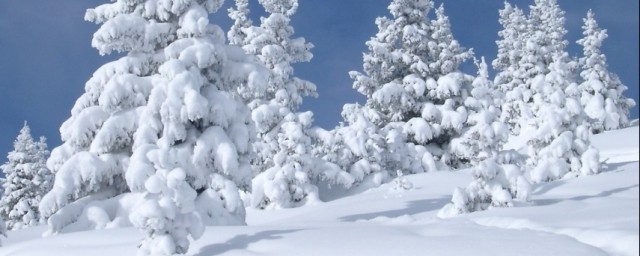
(1, 126), (638, 256)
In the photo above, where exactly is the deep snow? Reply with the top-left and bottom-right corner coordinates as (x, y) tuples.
(1, 125), (638, 256)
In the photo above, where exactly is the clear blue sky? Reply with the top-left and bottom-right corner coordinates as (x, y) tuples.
(0, 0), (637, 158)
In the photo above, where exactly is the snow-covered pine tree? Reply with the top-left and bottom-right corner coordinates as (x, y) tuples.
(125, 0), (267, 255)
(229, 0), (348, 209)
(350, 0), (474, 174)
(39, 0), (175, 234)
(0, 123), (53, 230)
(440, 58), (530, 217)
(525, 54), (600, 183)
(450, 57), (508, 166)
(493, 2), (529, 134)
(577, 10), (636, 133)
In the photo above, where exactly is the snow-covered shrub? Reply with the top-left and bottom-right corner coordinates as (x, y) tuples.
(576, 10), (636, 133)
(315, 104), (388, 191)
(251, 112), (347, 209)
(391, 170), (414, 191)
(439, 155), (530, 218)
(0, 123), (53, 230)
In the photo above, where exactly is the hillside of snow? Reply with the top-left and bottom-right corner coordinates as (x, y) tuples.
(1, 125), (638, 256)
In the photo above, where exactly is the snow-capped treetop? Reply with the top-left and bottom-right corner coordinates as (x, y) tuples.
(429, 4), (473, 76)
(228, 0), (252, 46)
(493, 2), (527, 75)
(259, 0), (299, 16)
(576, 10), (636, 132)
(528, 0), (568, 64)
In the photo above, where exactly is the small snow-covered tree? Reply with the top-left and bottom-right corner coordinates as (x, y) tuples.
(315, 104), (387, 190)
(577, 10), (636, 133)
(440, 59), (530, 217)
(525, 55), (600, 183)
(350, 0), (475, 174)
(451, 57), (508, 165)
(0, 123), (53, 230)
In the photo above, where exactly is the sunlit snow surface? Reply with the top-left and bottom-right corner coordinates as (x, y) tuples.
(1, 125), (638, 256)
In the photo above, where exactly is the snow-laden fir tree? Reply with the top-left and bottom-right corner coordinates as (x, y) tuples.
(350, 0), (475, 174)
(39, 0), (175, 234)
(576, 10), (636, 133)
(498, 0), (574, 135)
(0, 123), (52, 230)
(124, 1), (267, 254)
(229, 0), (348, 209)
(450, 58), (508, 166)
(524, 54), (600, 183)
(440, 58), (530, 217)
(493, 2), (529, 134)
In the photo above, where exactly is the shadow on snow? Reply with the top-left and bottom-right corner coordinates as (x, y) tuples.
(194, 229), (303, 256)
(338, 197), (450, 222)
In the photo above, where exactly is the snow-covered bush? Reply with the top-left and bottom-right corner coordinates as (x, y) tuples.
(314, 104), (387, 191)
(439, 154), (530, 218)
(0, 123), (53, 230)
(576, 10), (636, 133)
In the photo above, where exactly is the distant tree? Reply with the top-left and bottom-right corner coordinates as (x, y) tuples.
(0, 123), (52, 230)
(350, 0), (474, 174)
(577, 10), (636, 133)
(493, 2), (529, 134)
